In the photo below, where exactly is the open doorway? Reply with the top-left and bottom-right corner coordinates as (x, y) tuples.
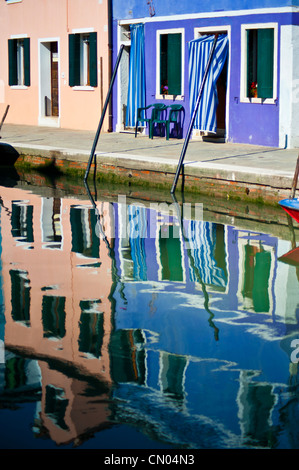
(215, 57), (227, 138)
(39, 40), (60, 126)
(193, 28), (229, 141)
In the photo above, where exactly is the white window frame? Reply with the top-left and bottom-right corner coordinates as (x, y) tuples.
(71, 28), (95, 91)
(9, 34), (28, 89)
(156, 28), (185, 100)
(240, 22), (278, 104)
(38, 37), (61, 127)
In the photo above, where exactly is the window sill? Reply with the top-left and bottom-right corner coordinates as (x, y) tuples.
(240, 97), (276, 105)
(10, 85), (28, 90)
(72, 86), (95, 91)
(156, 94), (184, 101)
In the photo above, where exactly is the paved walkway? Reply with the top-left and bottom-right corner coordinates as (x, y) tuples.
(1, 123), (299, 196)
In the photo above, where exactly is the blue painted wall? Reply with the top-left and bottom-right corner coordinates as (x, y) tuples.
(112, 2), (299, 147)
(113, 0), (299, 20)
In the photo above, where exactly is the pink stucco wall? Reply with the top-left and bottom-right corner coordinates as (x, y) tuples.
(0, 0), (110, 131)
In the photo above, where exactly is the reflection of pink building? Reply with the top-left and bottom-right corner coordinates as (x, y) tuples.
(1, 185), (114, 444)
(0, 0), (110, 131)
(38, 362), (112, 446)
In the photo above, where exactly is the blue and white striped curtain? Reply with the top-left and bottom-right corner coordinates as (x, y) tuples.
(126, 23), (146, 128)
(128, 204), (147, 280)
(188, 34), (228, 133)
(187, 220), (227, 288)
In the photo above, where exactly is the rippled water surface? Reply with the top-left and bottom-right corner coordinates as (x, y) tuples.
(1, 172), (299, 449)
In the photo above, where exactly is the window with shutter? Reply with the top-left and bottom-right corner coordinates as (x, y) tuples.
(157, 29), (184, 99)
(246, 28), (274, 99)
(8, 37), (30, 87)
(69, 32), (97, 87)
(241, 23), (277, 103)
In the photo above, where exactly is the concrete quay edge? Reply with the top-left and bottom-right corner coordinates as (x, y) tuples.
(1, 124), (298, 203)
(10, 142), (294, 193)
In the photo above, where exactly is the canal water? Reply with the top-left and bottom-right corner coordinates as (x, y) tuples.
(1, 170), (299, 450)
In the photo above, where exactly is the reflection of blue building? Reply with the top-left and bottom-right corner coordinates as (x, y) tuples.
(114, 201), (229, 288)
(112, 201), (281, 323)
(108, 200), (299, 448)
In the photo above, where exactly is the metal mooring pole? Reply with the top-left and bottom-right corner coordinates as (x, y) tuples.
(0, 105), (10, 137)
(84, 45), (124, 182)
(171, 34), (218, 194)
(290, 154), (299, 199)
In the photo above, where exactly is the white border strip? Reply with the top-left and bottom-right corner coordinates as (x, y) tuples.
(72, 27), (95, 34)
(119, 6), (299, 25)
(10, 33), (28, 39)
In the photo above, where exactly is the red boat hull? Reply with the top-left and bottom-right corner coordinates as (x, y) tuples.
(279, 246), (299, 266)
(279, 199), (299, 223)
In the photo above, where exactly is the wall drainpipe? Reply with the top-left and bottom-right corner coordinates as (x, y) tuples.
(108, 0), (113, 132)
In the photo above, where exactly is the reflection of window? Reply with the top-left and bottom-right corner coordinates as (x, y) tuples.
(5, 356), (27, 390)
(41, 198), (62, 249)
(110, 329), (146, 384)
(69, 32), (97, 87)
(4, 356), (41, 392)
(241, 24), (277, 101)
(42, 296), (66, 339)
(238, 373), (276, 447)
(45, 385), (69, 431)
(241, 245), (271, 313)
(78, 300), (104, 359)
(119, 205), (147, 281)
(157, 30), (183, 97)
(160, 352), (187, 400)
(70, 206), (99, 258)
(10, 270), (31, 325)
(8, 37), (30, 86)
(159, 225), (183, 281)
(11, 201), (34, 242)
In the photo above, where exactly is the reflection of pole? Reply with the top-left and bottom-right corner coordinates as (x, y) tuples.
(171, 34), (218, 195)
(171, 193), (219, 341)
(84, 180), (110, 250)
(286, 212), (299, 282)
(84, 179), (127, 307)
(84, 45), (124, 182)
